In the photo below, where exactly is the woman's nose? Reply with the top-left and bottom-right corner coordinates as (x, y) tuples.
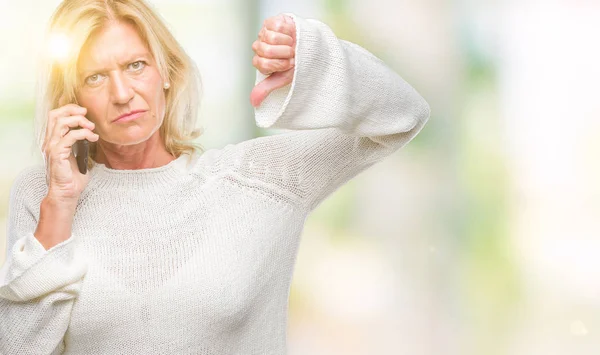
(110, 71), (135, 104)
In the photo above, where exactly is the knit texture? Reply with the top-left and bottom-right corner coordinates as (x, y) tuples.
(0, 13), (430, 355)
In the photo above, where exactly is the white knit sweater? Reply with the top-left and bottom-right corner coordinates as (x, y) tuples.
(0, 13), (429, 355)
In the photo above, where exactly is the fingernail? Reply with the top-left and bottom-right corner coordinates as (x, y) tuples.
(290, 58), (295, 66)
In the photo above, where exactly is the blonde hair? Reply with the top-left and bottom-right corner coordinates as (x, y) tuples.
(34, 0), (204, 170)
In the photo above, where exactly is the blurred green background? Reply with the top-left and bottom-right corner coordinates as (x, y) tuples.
(1, 0), (599, 354)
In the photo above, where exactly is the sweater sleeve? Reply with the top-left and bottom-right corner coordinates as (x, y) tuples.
(205, 13), (430, 211)
(0, 166), (88, 354)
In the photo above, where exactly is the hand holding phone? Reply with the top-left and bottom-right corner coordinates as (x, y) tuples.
(42, 96), (99, 206)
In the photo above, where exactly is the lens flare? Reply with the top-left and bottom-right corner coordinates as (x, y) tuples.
(47, 32), (71, 62)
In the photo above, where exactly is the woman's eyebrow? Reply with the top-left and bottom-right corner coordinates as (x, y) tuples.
(79, 53), (150, 76)
(117, 52), (150, 66)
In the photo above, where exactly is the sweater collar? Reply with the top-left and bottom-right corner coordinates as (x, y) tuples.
(86, 153), (197, 190)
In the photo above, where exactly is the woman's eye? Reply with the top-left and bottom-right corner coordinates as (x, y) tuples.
(85, 74), (103, 86)
(128, 61), (146, 71)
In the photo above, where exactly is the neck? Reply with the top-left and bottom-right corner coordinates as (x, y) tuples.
(93, 130), (176, 170)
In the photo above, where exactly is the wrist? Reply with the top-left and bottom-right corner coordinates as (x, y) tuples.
(45, 191), (78, 211)
(40, 195), (76, 224)
(34, 196), (76, 250)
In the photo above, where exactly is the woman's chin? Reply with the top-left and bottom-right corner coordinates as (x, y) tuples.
(98, 133), (154, 146)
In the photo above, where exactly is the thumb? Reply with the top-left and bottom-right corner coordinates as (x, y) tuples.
(250, 69), (294, 107)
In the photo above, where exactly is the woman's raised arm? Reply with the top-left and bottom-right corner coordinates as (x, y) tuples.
(252, 13), (430, 133)
(202, 13), (430, 211)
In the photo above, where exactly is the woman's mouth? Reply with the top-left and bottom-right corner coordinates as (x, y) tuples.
(113, 110), (147, 123)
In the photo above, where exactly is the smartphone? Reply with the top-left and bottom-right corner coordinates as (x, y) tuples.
(74, 137), (89, 174)
(61, 96), (89, 174)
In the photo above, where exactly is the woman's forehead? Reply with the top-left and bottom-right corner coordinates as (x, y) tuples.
(78, 21), (151, 73)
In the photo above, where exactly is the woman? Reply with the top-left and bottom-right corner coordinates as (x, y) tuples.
(0, 0), (430, 354)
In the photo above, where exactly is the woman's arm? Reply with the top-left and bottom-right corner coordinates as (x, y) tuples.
(204, 13), (429, 211)
(253, 14), (430, 135)
(0, 166), (88, 354)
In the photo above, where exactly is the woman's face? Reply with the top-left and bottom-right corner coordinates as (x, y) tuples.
(75, 21), (167, 146)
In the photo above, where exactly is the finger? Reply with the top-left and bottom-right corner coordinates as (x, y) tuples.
(46, 114), (94, 148)
(49, 104), (87, 120)
(46, 104), (87, 152)
(263, 15), (295, 38)
(250, 69), (295, 107)
(281, 14), (297, 42)
(259, 28), (294, 46)
(252, 41), (294, 59)
(281, 14), (297, 41)
(252, 56), (294, 75)
(49, 95), (69, 150)
(51, 128), (99, 161)
(51, 115), (96, 142)
(46, 115), (95, 157)
(282, 13), (293, 24)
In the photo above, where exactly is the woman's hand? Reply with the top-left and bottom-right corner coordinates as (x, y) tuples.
(42, 96), (99, 207)
(250, 13), (297, 107)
